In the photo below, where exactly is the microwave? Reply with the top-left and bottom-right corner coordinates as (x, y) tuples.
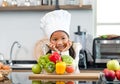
(93, 38), (120, 64)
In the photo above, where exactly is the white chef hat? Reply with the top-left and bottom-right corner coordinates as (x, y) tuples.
(40, 9), (71, 39)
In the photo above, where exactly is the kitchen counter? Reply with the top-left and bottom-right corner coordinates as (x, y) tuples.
(12, 69), (102, 73)
(0, 69), (103, 84)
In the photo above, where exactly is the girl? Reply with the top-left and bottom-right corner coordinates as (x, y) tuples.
(40, 10), (76, 59)
(40, 10), (80, 73)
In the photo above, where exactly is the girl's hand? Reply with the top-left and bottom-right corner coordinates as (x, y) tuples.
(46, 43), (59, 52)
(61, 40), (72, 52)
(46, 40), (72, 52)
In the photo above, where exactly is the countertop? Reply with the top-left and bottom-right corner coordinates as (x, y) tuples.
(0, 69), (103, 84)
(12, 69), (102, 73)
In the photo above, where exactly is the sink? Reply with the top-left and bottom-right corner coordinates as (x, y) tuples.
(5, 60), (37, 69)
(10, 64), (34, 69)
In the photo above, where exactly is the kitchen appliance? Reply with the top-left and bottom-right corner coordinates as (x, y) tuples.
(74, 26), (87, 69)
(93, 37), (120, 68)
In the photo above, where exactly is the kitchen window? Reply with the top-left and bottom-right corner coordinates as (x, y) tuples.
(95, 0), (120, 36)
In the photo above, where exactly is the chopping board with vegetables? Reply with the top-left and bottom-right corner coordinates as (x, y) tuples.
(30, 52), (100, 81)
(29, 73), (100, 80)
(32, 52), (77, 75)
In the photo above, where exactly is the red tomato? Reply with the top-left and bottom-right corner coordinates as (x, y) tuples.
(116, 70), (120, 80)
(66, 65), (75, 73)
(66, 81), (75, 84)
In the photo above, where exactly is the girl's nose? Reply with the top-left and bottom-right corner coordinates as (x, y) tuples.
(57, 40), (63, 45)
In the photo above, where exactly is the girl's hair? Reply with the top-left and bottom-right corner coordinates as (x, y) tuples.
(50, 30), (69, 39)
(68, 46), (76, 59)
(47, 46), (76, 59)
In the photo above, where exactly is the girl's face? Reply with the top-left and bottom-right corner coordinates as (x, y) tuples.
(50, 31), (69, 52)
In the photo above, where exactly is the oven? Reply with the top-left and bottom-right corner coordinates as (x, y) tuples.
(93, 38), (120, 67)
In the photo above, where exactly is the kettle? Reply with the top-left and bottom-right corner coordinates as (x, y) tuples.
(74, 26), (87, 69)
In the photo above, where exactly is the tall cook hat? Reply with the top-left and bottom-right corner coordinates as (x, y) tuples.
(40, 10), (71, 38)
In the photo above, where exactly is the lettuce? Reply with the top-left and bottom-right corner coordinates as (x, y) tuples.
(61, 55), (74, 65)
(38, 54), (50, 68)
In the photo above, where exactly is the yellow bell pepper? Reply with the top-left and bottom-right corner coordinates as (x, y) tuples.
(56, 62), (66, 75)
(56, 81), (65, 84)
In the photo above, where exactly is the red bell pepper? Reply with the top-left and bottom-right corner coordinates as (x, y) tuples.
(49, 52), (62, 64)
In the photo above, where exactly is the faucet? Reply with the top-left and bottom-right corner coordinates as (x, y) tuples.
(9, 41), (21, 66)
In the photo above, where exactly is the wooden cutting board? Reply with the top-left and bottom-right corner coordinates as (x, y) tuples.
(29, 73), (100, 81)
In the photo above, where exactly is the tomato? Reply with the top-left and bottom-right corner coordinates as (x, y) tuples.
(66, 81), (75, 84)
(66, 65), (75, 73)
(116, 70), (120, 80)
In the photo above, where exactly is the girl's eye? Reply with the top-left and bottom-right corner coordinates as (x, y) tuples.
(53, 38), (57, 41)
(62, 37), (65, 40)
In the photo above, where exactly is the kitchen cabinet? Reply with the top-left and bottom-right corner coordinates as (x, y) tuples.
(0, 5), (92, 11)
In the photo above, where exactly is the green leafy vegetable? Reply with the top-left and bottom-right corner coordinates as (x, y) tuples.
(61, 55), (74, 65)
(38, 54), (50, 68)
(100, 35), (108, 39)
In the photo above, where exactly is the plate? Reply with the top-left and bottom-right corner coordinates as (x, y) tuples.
(34, 37), (49, 61)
